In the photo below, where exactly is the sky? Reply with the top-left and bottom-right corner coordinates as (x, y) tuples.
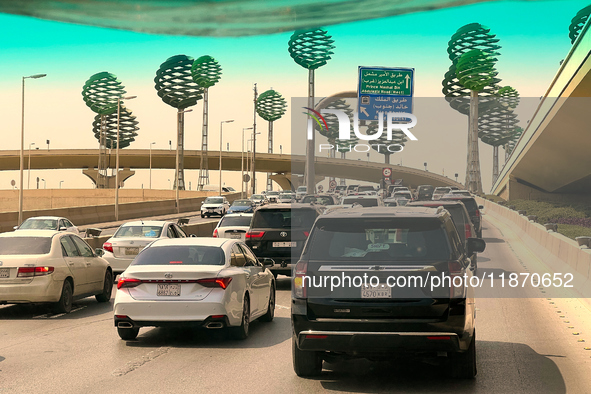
(0, 0), (587, 193)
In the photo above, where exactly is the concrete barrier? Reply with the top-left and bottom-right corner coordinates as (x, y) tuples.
(478, 197), (591, 284)
(0, 193), (240, 233)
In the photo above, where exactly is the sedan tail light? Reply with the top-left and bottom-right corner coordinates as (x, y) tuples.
(196, 277), (232, 289)
(245, 230), (265, 240)
(17, 266), (54, 278)
(117, 277), (142, 289)
(212, 229), (218, 238)
(293, 261), (308, 298)
(103, 242), (113, 253)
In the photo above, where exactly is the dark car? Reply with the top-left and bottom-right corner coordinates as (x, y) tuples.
(227, 199), (255, 214)
(408, 200), (479, 271)
(245, 204), (323, 277)
(416, 184), (435, 201)
(440, 196), (483, 237)
(300, 194), (338, 206)
(291, 206), (485, 378)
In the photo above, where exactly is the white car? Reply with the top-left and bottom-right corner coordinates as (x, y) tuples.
(213, 213), (253, 241)
(201, 196), (230, 218)
(113, 238), (275, 340)
(0, 230), (113, 313)
(102, 221), (189, 275)
(278, 191), (295, 203)
(449, 190), (472, 196)
(266, 190), (280, 203)
(15, 216), (80, 235)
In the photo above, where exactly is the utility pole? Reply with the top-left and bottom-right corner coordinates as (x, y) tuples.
(252, 83), (258, 195)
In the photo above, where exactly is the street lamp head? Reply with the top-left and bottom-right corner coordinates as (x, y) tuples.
(223, 119), (234, 124)
(28, 74), (47, 79)
(181, 108), (193, 114)
(121, 95), (137, 100)
(151, 142), (156, 145)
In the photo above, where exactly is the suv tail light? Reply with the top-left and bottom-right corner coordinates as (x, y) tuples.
(303, 231), (309, 237)
(103, 242), (113, 253)
(117, 277), (142, 289)
(212, 229), (218, 238)
(448, 261), (464, 299)
(245, 230), (265, 240)
(17, 266), (54, 278)
(196, 277), (232, 289)
(293, 261), (308, 298)
(465, 223), (472, 239)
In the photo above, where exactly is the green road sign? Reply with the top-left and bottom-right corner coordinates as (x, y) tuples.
(359, 68), (413, 96)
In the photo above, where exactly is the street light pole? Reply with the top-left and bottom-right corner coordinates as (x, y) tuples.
(149, 142), (156, 189)
(19, 73), (46, 225)
(242, 127), (253, 198)
(27, 142), (35, 189)
(41, 178), (46, 189)
(59, 181), (64, 189)
(175, 108), (192, 213)
(219, 120), (234, 196)
(115, 95), (137, 221)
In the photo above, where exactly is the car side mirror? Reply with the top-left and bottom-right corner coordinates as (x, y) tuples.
(261, 258), (275, 267)
(59, 227), (67, 231)
(13, 226), (19, 230)
(94, 248), (105, 257)
(478, 205), (484, 209)
(467, 238), (486, 255)
(189, 234), (197, 238)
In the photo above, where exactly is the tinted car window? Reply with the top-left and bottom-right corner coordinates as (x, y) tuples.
(230, 244), (246, 267)
(132, 246), (224, 266)
(60, 236), (80, 257)
(218, 216), (252, 227)
(308, 218), (451, 262)
(342, 197), (379, 207)
(204, 197), (224, 204)
(301, 195), (334, 205)
(232, 200), (252, 206)
(0, 237), (52, 255)
(71, 236), (94, 257)
(252, 208), (317, 229)
(114, 226), (163, 238)
(441, 197), (478, 214)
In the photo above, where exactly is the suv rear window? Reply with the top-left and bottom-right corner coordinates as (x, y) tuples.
(132, 246), (224, 266)
(0, 237), (52, 255)
(252, 208), (317, 229)
(307, 218), (451, 262)
(301, 195), (333, 205)
(442, 198), (477, 214)
(342, 197), (379, 207)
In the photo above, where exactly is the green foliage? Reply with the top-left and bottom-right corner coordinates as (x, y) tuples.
(557, 224), (591, 240)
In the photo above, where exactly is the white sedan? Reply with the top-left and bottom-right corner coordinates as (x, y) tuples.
(0, 230), (113, 313)
(16, 216), (80, 235)
(102, 220), (189, 276)
(113, 238), (275, 340)
(212, 213), (253, 241)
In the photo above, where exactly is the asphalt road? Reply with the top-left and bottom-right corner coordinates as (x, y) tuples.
(1, 216), (590, 393)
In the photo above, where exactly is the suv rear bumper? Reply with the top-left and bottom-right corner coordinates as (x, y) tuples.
(296, 330), (461, 353)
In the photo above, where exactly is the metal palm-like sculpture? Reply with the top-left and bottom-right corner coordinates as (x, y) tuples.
(289, 28), (335, 193)
(92, 106), (139, 149)
(82, 72), (126, 188)
(443, 23), (502, 194)
(478, 86), (520, 183)
(366, 123), (406, 164)
(505, 126), (524, 160)
(256, 89), (287, 190)
(569, 5), (591, 43)
(191, 55), (222, 189)
(155, 54), (203, 190)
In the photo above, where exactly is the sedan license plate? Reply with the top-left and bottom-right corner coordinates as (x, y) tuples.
(125, 247), (139, 255)
(0, 268), (9, 278)
(361, 284), (391, 299)
(273, 242), (296, 248)
(157, 284), (181, 296)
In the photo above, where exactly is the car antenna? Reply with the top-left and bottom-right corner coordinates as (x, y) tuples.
(140, 218), (144, 225)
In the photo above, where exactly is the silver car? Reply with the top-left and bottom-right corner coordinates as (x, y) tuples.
(102, 221), (188, 275)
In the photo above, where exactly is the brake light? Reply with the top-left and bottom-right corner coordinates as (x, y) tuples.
(427, 336), (451, 340)
(475, 209), (480, 217)
(17, 266), (55, 277)
(448, 261), (464, 299)
(117, 277), (142, 289)
(465, 223), (472, 239)
(303, 231), (309, 237)
(245, 230), (265, 240)
(196, 277), (232, 289)
(103, 242), (113, 253)
(305, 334), (327, 339)
(293, 261), (308, 298)
(213, 229), (218, 238)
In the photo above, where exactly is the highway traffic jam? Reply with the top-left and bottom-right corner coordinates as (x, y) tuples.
(0, 185), (494, 380)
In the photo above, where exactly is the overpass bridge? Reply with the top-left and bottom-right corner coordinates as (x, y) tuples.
(0, 149), (463, 190)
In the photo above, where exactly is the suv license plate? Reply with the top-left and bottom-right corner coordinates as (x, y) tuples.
(230, 233), (241, 239)
(361, 284), (391, 299)
(125, 247), (139, 255)
(157, 284), (181, 296)
(273, 242), (296, 248)
(0, 268), (9, 278)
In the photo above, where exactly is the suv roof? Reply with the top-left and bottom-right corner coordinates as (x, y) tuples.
(322, 206), (447, 219)
(255, 203), (323, 212)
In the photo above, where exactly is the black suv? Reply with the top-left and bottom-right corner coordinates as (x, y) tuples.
(440, 196), (483, 237)
(291, 206), (485, 378)
(416, 184), (435, 200)
(245, 204), (323, 277)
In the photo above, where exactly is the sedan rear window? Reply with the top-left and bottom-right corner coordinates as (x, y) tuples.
(19, 219), (58, 230)
(132, 246), (225, 266)
(218, 216), (252, 227)
(114, 226), (163, 238)
(0, 237), (52, 255)
(307, 218), (451, 262)
(204, 197), (224, 204)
